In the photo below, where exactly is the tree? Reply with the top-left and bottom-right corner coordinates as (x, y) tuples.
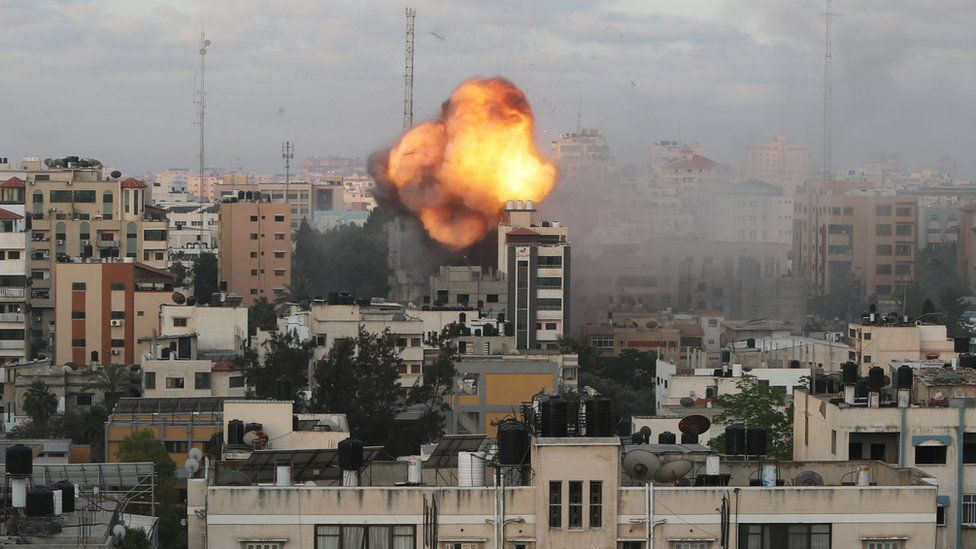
(291, 212), (390, 299)
(274, 277), (315, 312)
(63, 404), (109, 462)
(118, 527), (151, 549)
(193, 251), (219, 304)
(23, 380), (57, 425)
(244, 331), (313, 402)
(7, 413), (65, 439)
(82, 364), (139, 413)
(558, 335), (599, 373)
(169, 260), (188, 288)
(399, 323), (462, 453)
(708, 376), (793, 460)
(312, 329), (405, 447)
(248, 297), (277, 335)
(116, 430), (184, 548)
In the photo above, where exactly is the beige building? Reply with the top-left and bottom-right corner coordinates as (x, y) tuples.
(216, 178), (351, 232)
(2, 358), (111, 425)
(745, 134), (811, 191)
(0, 198), (30, 362)
(703, 179), (794, 245)
(649, 140), (703, 179)
(218, 196), (291, 305)
(728, 335), (849, 372)
(190, 434), (937, 549)
(847, 320), (956, 376)
(958, 204), (976, 290)
(143, 359), (246, 398)
(550, 129), (613, 185)
(54, 261), (175, 365)
(656, 154), (730, 190)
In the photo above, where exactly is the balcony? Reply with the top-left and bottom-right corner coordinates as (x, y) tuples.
(0, 313), (25, 323)
(97, 239), (120, 249)
(0, 288), (25, 298)
(0, 341), (25, 350)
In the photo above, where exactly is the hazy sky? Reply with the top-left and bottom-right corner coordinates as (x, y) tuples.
(1, 0), (973, 178)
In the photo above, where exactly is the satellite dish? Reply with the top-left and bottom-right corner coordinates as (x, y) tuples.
(184, 458), (199, 475)
(304, 480), (316, 487)
(199, 48), (208, 55)
(645, 320), (659, 329)
(653, 459), (693, 483)
(204, 39), (212, 47)
(678, 415), (711, 436)
(172, 292), (186, 305)
(243, 430), (269, 446)
(794, 471), (825, 486)
(622, 449), (661, 482)
(679, 397), (695, 408)
(188, 447), (203, 461)
(110, 170), (122, 179)
(112, 524), (127, 537)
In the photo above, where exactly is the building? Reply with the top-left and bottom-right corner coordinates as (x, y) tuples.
(793, 365), (976, 549)
(218, 196), (291, 305)
(847, 318), (956, 375)
(497, 201), (570, 350)
(0, 198), (30, 362)
(719, 319), (796, 347)
(745, 134), (811, 191)
(190, 432), (938, 549)
(142, 359), (246, 398)
(649, 140), (703, 179)
(428, 265), (507, 317)
(655, 154), (730, 190)
(582, 310), (704, 365)
(215, 178), (363, 232)
(549, 129), (613, 184)
(2, 359), (110, 425)
(727, 335), (849, 372)
(159, 202), (220, 268)
(150, 167), (191, 194)
(958, 204), (976, 290)
(156, 304), (248, 355)
(54, 261), (175, 365)
(703, 179), (793, 245)
(188, 174), (223, 203)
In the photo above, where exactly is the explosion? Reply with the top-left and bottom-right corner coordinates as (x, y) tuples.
(375, 77), (558, 250)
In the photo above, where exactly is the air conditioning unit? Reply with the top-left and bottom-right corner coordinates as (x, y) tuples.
(110, 319), (123, 327)
(56, 239), (64, 245)
(111, 349), (121, 355)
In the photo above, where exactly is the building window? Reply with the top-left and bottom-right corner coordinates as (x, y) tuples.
(538, 256), (562, 267)
(549, 480), (562, 528)
(739, 524), (830, 548)
(249, 215), (258, 222)
(143, 229), (167, 241)
(71, 311), (85, 319)
(863, 332), (872, 340)
(111, 339), (125, 347)
(250, 251), (258, 258)
(915, 445), (947, 465)
(71, 339), (85, 348)
(410, 337), (422, 347)
(895, 244), (912, 256)
(194, 372), (212, 390)
(111, 282), (125, 290)
(875, 285), (892, 296)
(163, 441), (189, 453)
(538, 277), (562, 289)
(875, 205), (892, 216)
(545, 322), (557, 330)
(250, 233), (258, 240)
(895, 224), (912, 237)
(937, 504), (947, 526)
(274, 269), (286, 277)
(963, 494), (976, 526)
(72, 282), (86, 291)
(75, 393), (94, 406)
(274, 215), (285, 222)
(896, 207), (912, 216)
(895, 264), (912, 276)
(589, 480), (602, 528)
(865, 541), (905, 549)
(875, 224), (892, 236)
(568, 480), (583, 528)
(486, 293), (498, 303)
(671, 543), (709, 549)
(145, 372), (156, 390)
(251, 269), (258, 276)
(173, 317), (188, 327)
(876, 244), (892, 256)
(165, 377), (185, 389)
(863, 355), (872, 364)
(314, 525), (414, 549)
(229, 376), (245, 388)
(274, 233), (286, 240)
(875, 264), (891, 275)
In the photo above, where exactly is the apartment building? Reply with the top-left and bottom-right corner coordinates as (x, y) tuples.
(54, 261), (175, 365)
(2, 359), (108, 423)
(847, 318), (956, 375)
(149, 168), (190, 194)
(795, 181), (919, 300)
(727, 335), (849, 372)
(958, 204), (976, 291)
(745, 134), (811, 191)
(703, 179), (793, 245)
(190, 432), (937, 549)
(159, 202), (219, 264)
(550, 128), (614, 184)
(655, 153), (730, 190)
(649, 140), (703, 179)
(498, 201), (570, 350)
(0, 194), (30, 362)
(582, 310), (704, 364)
(427, 265), (507, 317)
(218, 195), (291, 306)
(215, 178), (353, 232)
(142, 360), (246, 398)
(187, 174), (223, 203)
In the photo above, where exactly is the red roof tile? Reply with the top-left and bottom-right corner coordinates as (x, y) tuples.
(667, 154), (727, 172)
(0, 208), (24, 221)
(0, 177), (25, 188)
(120, 177), (147, 189)
(507, 227), (539, 236)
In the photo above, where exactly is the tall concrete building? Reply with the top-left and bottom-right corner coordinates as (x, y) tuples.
(656, 153), (730, 190)
(215, 178), (362, 232)
(498, 201), (570, 350)
(549, 129), (613, 184)
(218, 195), (291, 306)
(54, 261), (175, 365)
(0, 158), (169, 352)
(745, 134), (811, 191)
(648, 140), (703, 178)
(0, 194), (30, 363)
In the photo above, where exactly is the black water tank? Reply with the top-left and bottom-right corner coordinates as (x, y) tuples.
(955, 337), (971, 353)
(855, 379), (869, 398)
(26, 486), (54, 517)
(497, 420), (531, 465)
(52, 480), (75, 513)
(338, 438), (365, 470)
(725, 425), (746, 455)
(681, 432), (699, 444)
(721, 350), (731, 363)
(566, 397), (582, 435)
(746, 338), (756, 348)
(540, 396), (568, 437)
(244, 422), (263, 433)
(789, 359), (801, 368)
(227, 420), (245, 445)
(747, 426), (768, 456)
(868, 366), (885, 390)
(897, 365), (913, 390)
(585, 397), (613, 437)
(328, 290), (339, 305)
(6, 444), (32, 476)
(504, 322), (515, 337)
(842, 361), (858, 384)
(658, 431), (676, 444)
(961, 354), (976, 369)
(813, 376), (829, 394)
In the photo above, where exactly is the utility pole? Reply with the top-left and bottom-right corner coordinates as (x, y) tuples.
(822, 0), (834, 182)
(282, 141), (294, 199)
(404, 7), (416, 130)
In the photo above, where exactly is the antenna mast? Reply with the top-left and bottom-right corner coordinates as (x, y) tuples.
(196, 33), (211, 193)
(282, 141), (294, 196)
(403, 7), (416, 130)
(823, 0), (834, 182)
(576, 97), (582, 135)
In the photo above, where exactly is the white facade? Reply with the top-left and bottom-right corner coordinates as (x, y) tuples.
(0, 204), (29, 362)
(159, 305), (248, 353)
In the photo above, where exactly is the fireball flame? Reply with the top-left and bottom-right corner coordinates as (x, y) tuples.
(379, 78), (557, 249)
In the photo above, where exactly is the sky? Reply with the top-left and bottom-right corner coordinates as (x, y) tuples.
(1, 0), (973, 178)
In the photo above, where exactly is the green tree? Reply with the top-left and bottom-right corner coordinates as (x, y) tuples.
(63, 404), (109, 462)
(708, 376), (793, 460)
(7, 413), (65, 439)
(82, 364), (139, 413)
(116, 430), (184, 548)
(558, 335), (600, 373)
(312, 329), (405, 447)
(244, 331), (313, 402)
(248, 296), (278, 334)
(193, 251), (219, 305)
(169, 260), (188, 288)
(291, 212), (390, 299)
(398, 323), (462, 453)
(118, 527), (151, 549)
(23, 380), (57, 425)
(274, 277), (315, 312)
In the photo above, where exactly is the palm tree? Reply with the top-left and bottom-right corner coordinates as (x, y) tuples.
(274, 277), (315, 313)
(82, 364), (138, 412)
(23, 380), (57, 424)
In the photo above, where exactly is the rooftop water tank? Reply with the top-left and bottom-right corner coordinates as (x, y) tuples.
(897, 365), (913, 390)
(658, 431), (676, 444)
(52, 480), (75, 513)
(585, 397), (613, 437)
(6, 444), (32, 476)
(725, 425), (746, 455)
(227, 420), (245, 445)
(26, 486), (54, 517)
(746, 426), (768, 456)
(338, 438), (365, 470)
(842, 361), (858, 384)
(539, 396), (568, 437)
(868, 366), (885, 391)
(496, 420), (531, 465)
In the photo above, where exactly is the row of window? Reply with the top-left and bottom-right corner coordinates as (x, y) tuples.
(875, 264), (912, 275)
(249, 233), (288, 240)
(249, 251), (288, 259)
(875, 224), (913, 237)
(251, 269), (287, 277)
(144, 371), (245, 390)
(549, 480), (602, 529)
(248, 214), (287, 222)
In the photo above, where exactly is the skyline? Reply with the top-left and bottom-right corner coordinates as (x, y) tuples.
(1, 0), (973, 177)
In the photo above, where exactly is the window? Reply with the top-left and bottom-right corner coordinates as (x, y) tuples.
(410, 337), (422, 347)
(7, 251), (19, 260)
(111, 339), (125, 347)
(249, 215), (258, 222)
(538, 256), (562, 267)
(876, 244), (892, 256)
(875, 205), (892, 216)
(895, 264), (912, 276)
(75, 394), (94, 406)
(915, 445), (947, 464)
(875, 264), (891, 275)
(895, 244), (912, 256)
(72, 190), (96, 203)
(537, 298), (562, 310)
(274, 233), (286, 240)
(672, 543), (709, 549)
(244, 543), (282, 549)
(50, 190), (73, 203)
(549, 481), (562, 528)
(71, 339), (85, 347)
(546, 322), (557, 330)
(251, 269), (258, 276)
(896, 207), (912, 216)
(875, 224), (892, 236)
(194, 372), (212, 390)
(163, 441), (189, 453)
(71, 311), (85, 319)
(864, 542), (903, 549)
(250, 251), (258, 258)
(314, 525), (414, 549)
(173, 317), (188, 327)
(895, 224), (912, 236)
(145, 372), (156, 390)
(538, 277), (562, 289)
(165, 377), (185, 389)
(274, 215), (285, 222)
(964, 494), (976, 526)
(568, 480), (583, 528)
(111, 282), (125, 290)
(937, 504), (947, 526)
(863, 332), (872, 340)
(229, 376), (245, 388)
(250, 233), (258, 240)
(274, 251), (286, 258)
(486, 293), (498, 303)
(864, 355), (872, 364)
(72, 282), (86, 291)
(111, 311), (125, 319)
(143, 229), (167, 241)
(589, 480), (602, 528)
(739, 524), (830, 549)
(274, 269), (286, 276)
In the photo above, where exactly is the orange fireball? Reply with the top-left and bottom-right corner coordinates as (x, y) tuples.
(382, 78), (557, 249)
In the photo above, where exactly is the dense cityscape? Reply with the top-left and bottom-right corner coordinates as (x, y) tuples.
(0, 2), (973, 549)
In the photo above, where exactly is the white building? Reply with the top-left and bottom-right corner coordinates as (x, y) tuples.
(0, 198), (29, 363)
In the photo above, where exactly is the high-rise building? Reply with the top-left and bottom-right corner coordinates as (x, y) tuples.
(54, 261), (175, 365)
(745, 134), (810, 191)
(497, 201), (570, 350)
(655, 154), (730, 190)
(0, 188), (30, 363)
(550, 129), (613, 184)
(214, 178), (360, 232)
(649, 140), (703, 178)
(218, 196), (291, 305)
